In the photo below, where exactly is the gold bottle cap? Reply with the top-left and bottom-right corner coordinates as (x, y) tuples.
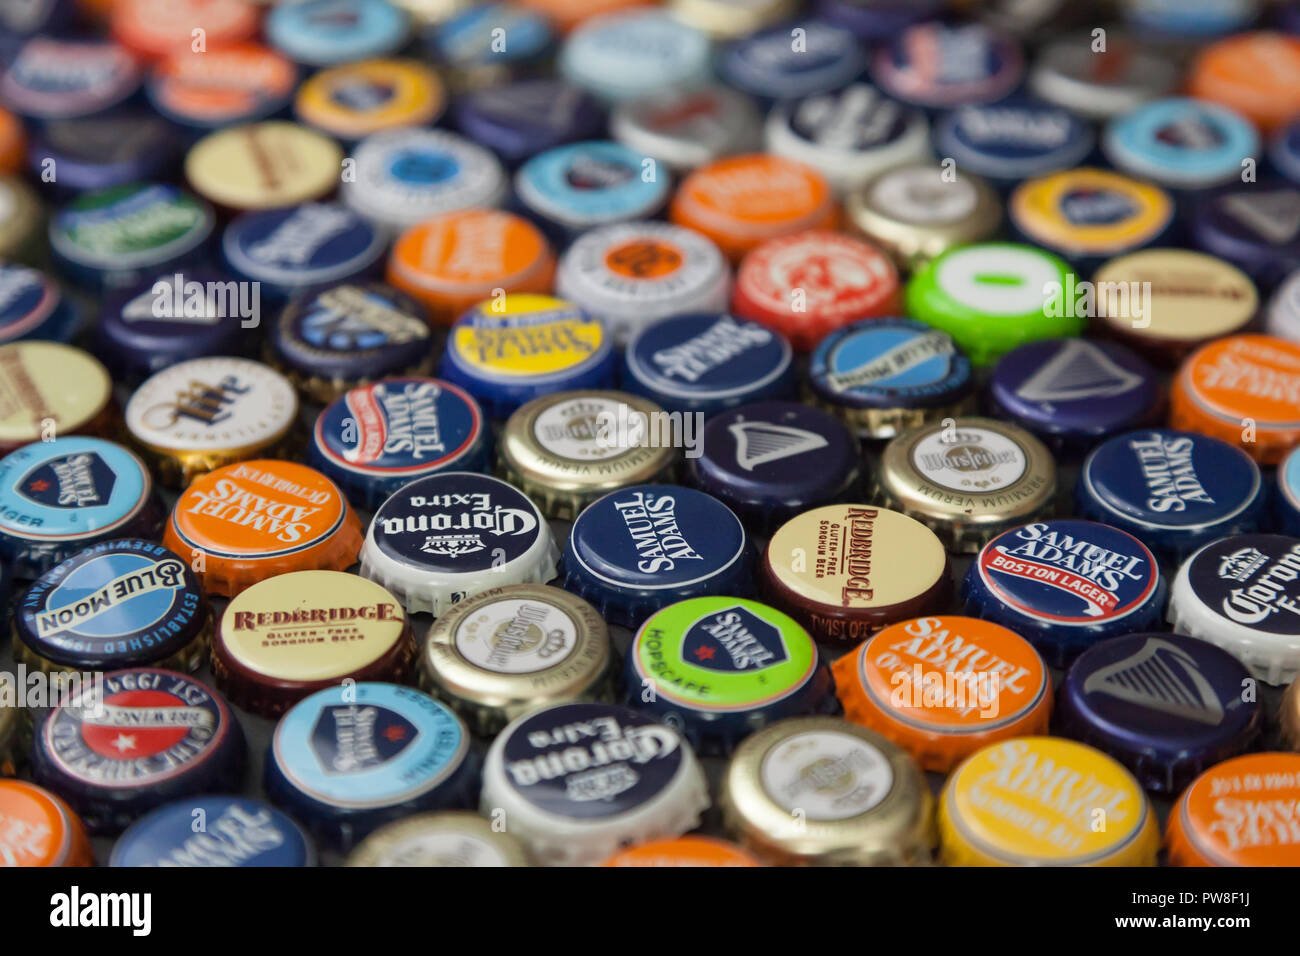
(0, 697), (22, 777)
(874, 416), (1057, 553)
(669, 0), (797, 38)
(185, 121), (343, 213)
(1280, 680), (1300, 752)
(0, 174), (41, 262)
(720, 716), (935, 866)
(346, 811), (532, 866)
(420, 584), (612, 736)
(497, 390), (679, 520)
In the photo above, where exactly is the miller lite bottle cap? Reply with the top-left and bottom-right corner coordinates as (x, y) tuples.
(359, 472), (558, 617)
(185, 122), (343, 214)
(453, 79), (605, 169)
(1190, 181), (1300, 289)
(939, 737), (1159, 866)
(110, 796), (315, 867)
(479, 702), (709, 866)
(833, 616), (1052, 773)
(1188, 32), (1300, 134)
(762, 505), (951, 644)
(717, 19), (864, 105)
(346, 811), (531, 866)
(295, 59), (444, 143)
(420, 583), (612, 736)
(558, 8), (711, 103)
(1028, 33), (1178, 122)
(266, 0), (411, 67)
(147, 44), (298, 131)
(670, 0), (795, 39)
(602, 835), (762, 866)
(874, 417), (1056, 554)
(0, 780), (93, 866)
(31, 668), (246, 834)
(720, 716), (934, 866)
(0, 343), (115, 455)
(164, 460), (363, 598)
(0, 36), (140, 120)
(932, 98), (1096, 189)
(869, 21), (1023, 110)
(110, 0), (260, 61)
(963, 519), (1165, 667)
(1166, 752), (1300, 866)
(1103, 98), (1259, 192)
(610, 86), (760, 175)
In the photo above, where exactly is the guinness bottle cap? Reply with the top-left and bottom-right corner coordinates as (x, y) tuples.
(185, 122), (343, 214)
(111, 796), (314, 867)
(266, 0), (410, 67)
(932, 98), (1095, 189)
(1028, 32), (1177, 121)
(602, 835), (762, 866)
(0, 36), (140, 120)
(1166, 753), (1300, 866)
(610, 86), (760, 174)
(0, 343), (114, 455)
(670, 0), (795, 39)
(346, 811), (531, 866)
(719, 716), (934, 866)
(29, 113), (179, 198)
(110, 0), (260, 61)
(1103, 98), (1259, 192)
(452, 79), (604, 169)
(717, 19), (864, 105)
(147, 43), (298, 131)
(869, 21), (1023, 110)
(1189, 181), (1300, 289)
(558, 8), (711, 103)
(0, 780), (93, 866)
(1188, 32), (1300, 134)
(295, 59), (445, 143)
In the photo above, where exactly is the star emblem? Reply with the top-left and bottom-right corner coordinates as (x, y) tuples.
(382, 724), (407, 742)
(27, 479), (49, 492)
(693, 645), (716, 661)
(112, 734), (137, 753)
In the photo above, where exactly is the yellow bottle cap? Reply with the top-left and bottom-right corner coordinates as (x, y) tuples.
(0, 343), (114, 454)
(185, 121), (343, 212)
(295, 59), (445, 141)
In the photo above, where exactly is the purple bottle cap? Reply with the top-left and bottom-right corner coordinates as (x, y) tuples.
(1190, 180), (1300, 289)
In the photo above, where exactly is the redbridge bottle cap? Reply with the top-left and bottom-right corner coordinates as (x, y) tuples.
(1189, 32), (1300, 134)
(185, 122), (343, 213)
(1166, 752), (1300, 866)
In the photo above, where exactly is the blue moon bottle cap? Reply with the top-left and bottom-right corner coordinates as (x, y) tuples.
(963, 519), (1166, 668)
(686, 400), (860, 537)
(480, 701), (709, 866)
(264, 682), (477, 852)
(559, 7), (712, 103)
(1189, 181), (1300, 290)
(1103, 97), (1260, 192)
(0, 36), (140, 120)
(870, 21), (1024, 110)
(30, 668), (246, 834)
(28, 113), (180, 197)
(931, 97), (1096, 189)
(0, 438), (165, 579)
(1077, 429), (1264, 565)
(718, 19), (865, 105)
(452, 79), (605, 169)
(0, 265), (77, 345)
(310, 377), (489, 512)
(110, 796), (315, 867)
(987, 337), (1163, 455)
(1275, 445), (1300, 536)
(1057, 632), (1261, 795)
(560, 483), (754, 629)
(266, 0), (412, 67)
(620, 312), (795, 417)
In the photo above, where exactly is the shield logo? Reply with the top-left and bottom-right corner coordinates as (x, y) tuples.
(681, 605), (789, 673)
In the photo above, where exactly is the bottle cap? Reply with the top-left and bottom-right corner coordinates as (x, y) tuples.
(0, 265), (77, 345)
(124, 357), (299, 487)
(670, 0), (795, 39)
(1077, 429), (1264, 564)
(602, 835), (762, 866)
(717, 19), (864, 104)
(932, 98), (1096, 188)
(430, 4), (554, 93)
(732, 231), (901, 352)
(391, 0), (474, 26)
(1273, 118), (1300, 186)
(555, 221), (730, 346)
(516, 0), (645, 31)
(1190, 182), (1300, 289)
(610, 86), (760, 174)
(1103, 98), (1259, 192)
(0, 36), (140, 120)
(1269, 270), (1300, 342)
(687, 400), (860, 536)
(295, 59), (445, 142)
(0, 343), (114, 455)
(147, 43), (298, 131)
(266, 0), (411, 67)
(452, 79), (605, 169)
(28, 113), (179, 197)
(939, 737), (1159, 866)
(1166, 752), (1300, 866)
(213, 570), (414, 717)
(806, 318), (976, 440)
(185, 122), (343, 214)
(1118, 0), (1260, 37)
(0, 0), (72, 38)
(31, 668), (246, 834)
(265, 683), (477, 852)
(14, 539), (209, 674)
(499, 390), (679, 520)
(1274, 445), (1300, 535)
(874, 417), (1056, 554)
(870, 21), (1024, 110)
(111, 0), (261, 61)
(386, 209), (556, 326)
(165, 460), (363, 598)
(346, 810), (531, 866)
(845, 162), (1002, 271)
(1189, 32), (1300, 134)
(670, 154), (837, 264)
(1281, 678), (1300, 751)
(720, 716), (934, 866)
(833, 615), (1051, 773)
(1058, 633), (1261, 795)
(1170, 335), (1300, 464)
(267, 281), (434, 404)
(904, 243), (1082, 366)
(762, 505), (951, 644)
(110, 796), (315, 867)
(0, 780), (93, 866)
(342, 128), (506, 234)
(98, 272), (245, 373)
(0, 695), (19, 777)
(420, 583), (612, 736)
(1028, 32), (1178, 121)
(0, 174), (41, 262)
(310, 377), (490, 512)
(626, 596), (836, 755)
(620, 313), (795, 417)
(814, 0), (943, 40)
(480, 702), (709, 866)
(559, 8), (711, 103)
(360, 471), (558, 616)
(1168, 533), (1300, 685)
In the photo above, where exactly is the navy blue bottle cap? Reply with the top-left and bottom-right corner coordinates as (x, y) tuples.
(110, 795), (315, 867)
(0, 264), (77, 344)
(310, 377), (489, 511)
(561, 483), (755, 628)
(620, 312), (795, 417)
(28, 113), (179, 196)
(687, 400), (860, 537)
(988, 337), (1162, 455)
(814, 0), (945, 40)
(452, 79), (605, 169)
(264, 682), (477, 852)
(1274, 445), (1300, 536)
(1190, 181), (1300, 289)
(31, 668), (246, 835)
(1057, 633), (1261, 794)
(0, 36), (140, 120)
(869, 21), (1024, 110)
(1272, 118), (1300, 185)
(931, 98), (1095, 188)
(963, 519), (1166, 667)
(718, 19), (865, 104)
(266, 0), (411, 67)
(1103, 97), (1260, 192)
(1077, 429), (1264, 564)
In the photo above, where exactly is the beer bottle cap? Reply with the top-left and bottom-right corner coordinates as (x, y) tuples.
(1268, 270), (1300, 342)
(814, 0), (943, 40)
(1281, 678), (1300, 752)
(1166, 753), (1300, 866)
(346, 811), (530, 866)
(932, 98), (1095, 189)
(1274, 445), (1300, 536)
(717, 19), (865, 104)
(266, 0), (410, 67)
(0, 694), (20, 778)
(1028, 32), (1178, 122)
(110, 797), (314, 867)
(1118, 0), (1260, 38)
(0, 265), (77, 345)
(559, 8), (711, 103)
(610, 86), (760, 175)
(869, 21), (1023, 110)
(0, 36), (140, 120)
(1103, 97), (1259, 192)
(0, 344), (114, 456)
(147, 43), (298, 131)
(430, 4), (554, 93)
(1272, 118), (1300, 186)
(670, 0), (795, 39)
(1189, 181), (1300, 289)
(0, 780), (93, 866)
(111, 0), (260, 61)
(185, 121), (343, 213)
(602, 835), (762, 866)
(28, 113), (179, 197)
(0, 173), (40, 263)
(294, 58), (445, 143)
(0, 107), (23, 176)
(390, 0), (474, 26)
(1189, 31), (1300, 134)
(452, 79), (605, 169)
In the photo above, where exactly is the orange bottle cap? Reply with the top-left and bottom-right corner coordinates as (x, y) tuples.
(1189, 32), (1300, 134)
(602, 836), (763, 867)
(112, 0), (262, 61)
(0, 780), (93, 867)
(1166, 752), (1300, 866)
(0, 108), (24, 176)
(518, 0), (648, 31)
(150, 43), (299, 129)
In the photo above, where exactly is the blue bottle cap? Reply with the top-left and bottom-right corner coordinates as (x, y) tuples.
(110, 796), (315, 867)
(869, 21), (1024, 110)
(0, 36), (140, 120)
(452, 79), (605, 169)
(559, 8), (711, 103)
(814, 0), (945, 40)
(988, 338), (1162, 454)
(1119, 0), (1261, 37)
(0, 264), (78, 344)
(0, 0), (73, 38)
(310, 377), (489, 512)
(962, 519), (1166, 667)
(431, 3), (554, 74)
(266, 0), (411, 67)
(1103, 97), (1260, 192)
(1057, 633), (1261, 794)
(1078, 429), (1265, 565)
(687, 400), (861, 537)
(264, 683), (477, 852)
(31, 668), (246, 834)
(560, 483), (755, 628)
(0, 438), (165, 579)
(932, 98), (1095, 187)
(1273, 445), (1300, 536)
(620, 313), (795, 417)
(1272, 118), (1300, 185)
(718, 19), (865, 104)
(222, 203), (387, 306)
(28, 113), (179, 196)
(1190, 181), (1300, 289)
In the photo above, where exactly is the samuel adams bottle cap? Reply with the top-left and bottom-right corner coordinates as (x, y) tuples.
(1166, 753), (1300, 866)
(346, 811), (531, 866)
(185, 122), (344, 214)
(610, 86), (760, 175)
(110, 796), (314, 868)
(602, 836), (761, 867)
(0, 343), (115, 454)
(932, 99), (1095, 189)
(720, 716), (934, 866)
(0, 780), (93, 867)
(148, 44), (299, 131)
(870, 21), (1023, 110)
(717, 19), (865, 104)
(558, 8), (711, 103)
(479, 702), (709, 866)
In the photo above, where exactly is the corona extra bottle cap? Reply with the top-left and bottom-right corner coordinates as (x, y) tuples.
(1166, 752), (1300, 866)
(346, 811), (531, 866)
(0, 36), (140, 120)
(0, 344), (114, 456)
(670, 0), (795, 39)
(28, 113), (179, 197)
(1028, 32), (1177, 121)
(185, 122), (343, 214)
(932, 98), (1095, 189)
(870, 21), (1023, 110)
(111, 0), (261, 61)
(452, 79), (604, 169)
(717, 19), (864, 105)
(1103, 98), (1259, 192)
(1188, 31), (1300, 134)
(110, 796), (315, 867)
(147, 43), (298, 131)
(0, 265), (77, 346)
(1190, 181), (1300, 289)
(0, 780), (93, 866)
(266, 0), (411, 67)
(610, 86), (760, 175)
(602, 835), (762, 866)
(295, 59), (445, 142)
(559, 8), (711, 103)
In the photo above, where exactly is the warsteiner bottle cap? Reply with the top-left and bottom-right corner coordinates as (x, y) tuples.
(111, 0), (260, 61)
(1190, 182), (1300, 289)
(1103, 98), (1259, 192)
(932, 98), (1095, 189)
(453, 79), (605, 169)
(1189, 32), (1300, 134)
(295, 59), (445, 143)
(939, 737), (1159, 866)
(346, 811), (531, 866)
(720, 716), (934, 866)
(147, 44), (298, 131)
(0, 780), (93, 866)
(717, 19), (864, 104)
(266, 0), (411, 67)
(110, 796), (314, 867)
(480, 702), (709, 866)
(610, 86), (760, 175)
(185, 122), (343, 214)
(165, 460), (363, 598)
(0, 37), (140, 120)
(833, 616), (1051, 773)
(420, 583), (612, 736)
(1166, 753), (1300, 866)
(559, 8), (711, 103)
(1058, 633), (1261, 795)
(762, 505), (951, 644)
(31, 668), (246, 834)
(870, 21), (1023, 110)
(603, 835), (762, 866)
(1029, 32), (1177, 121)
(0, 343), (114, 454)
